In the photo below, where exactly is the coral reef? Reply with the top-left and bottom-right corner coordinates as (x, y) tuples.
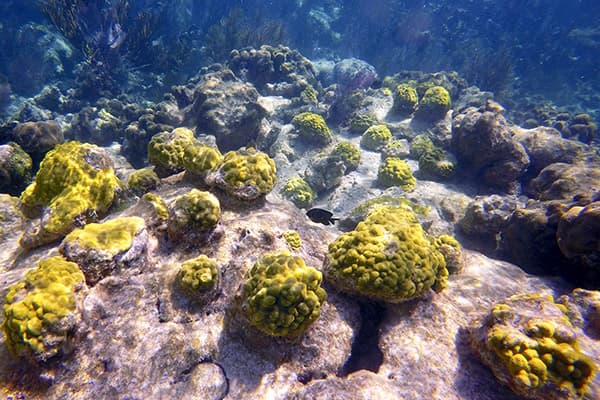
(393, 83), (418, 115)
(148, 127), (195, 177)
(377, 157), (416, 191)
(282, 231), (302, 250)
(207, 148), (277, 201)
(281, 177), (315, 209)
(291, 112), (332, 146)
(60, 217), (149, 285)
(348, 112), (379, 135)
(19, 141), (120, 248)
(241, 251), (327, 337)
(2, 256), (86, 363)
(360, 124), (392, 151)
(325, 205), (448, 302)
(182, 141), (223, 177)
(410, 135), (455, 180)
(10, 120), (63, 162)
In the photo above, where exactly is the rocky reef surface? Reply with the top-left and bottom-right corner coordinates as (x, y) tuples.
(0, 45), (599, 400)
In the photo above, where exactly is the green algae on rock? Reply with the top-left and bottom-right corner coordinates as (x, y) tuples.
(2, 256), (86, 363)
(19, 141), (121, 249)
(242, 251), (327, 337)
(325, 205), (448, 303)
(60, 216), (149, 285)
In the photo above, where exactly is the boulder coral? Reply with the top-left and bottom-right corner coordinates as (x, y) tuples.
(360, 124), (392, 151)
(167, 189), (221, 241)
(330, 141), (361, 172)
(242, 251), (327, 337)
(414, 86), (451, 122)
(393, 83), (418, 115)
(19, 141), (121, 249)
(325, 205), (449, 303)
(148, 127), (195, 176)
(291, 112), (333, 146)
(208, 148), (277, 201)
(377, 157), (416, 191)
(470, 293), (597, 400)
(176, 255), (220, 301)
(2, 256), (86, 363)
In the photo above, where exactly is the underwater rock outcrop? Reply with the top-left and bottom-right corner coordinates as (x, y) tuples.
(0, 142), (32, 196)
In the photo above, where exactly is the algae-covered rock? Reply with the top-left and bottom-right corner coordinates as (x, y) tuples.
(208, 148), (277, 201)
(19, 141), (121, 249)
(241, 251), (327, 337)
(2, 256), (86, 363)
(325, 205), (448, 302)
(59, 217), (149, 285)
(469, 293), (597, 400)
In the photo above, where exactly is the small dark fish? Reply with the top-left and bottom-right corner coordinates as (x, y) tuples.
(306, 208), (339, 226)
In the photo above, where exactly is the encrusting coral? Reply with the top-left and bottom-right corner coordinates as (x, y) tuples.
(19, 141), (121, 249)
(325, 205), (449, 303)
(242, 251), (327, 337)
(2, 256), (86, 363)
(283, 230), (302, 250)
(208, 148), (277, 201)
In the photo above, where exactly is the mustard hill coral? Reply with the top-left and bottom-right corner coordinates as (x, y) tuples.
(360, 124), (392, 151)
(148, 127), (195, 176)
(291, 112), (333, 146)
(127, 168), (160, 196)
(140, 193), (169, 231)
(377, 157), (416, 191)
(176, 255), (220, 300)
(2, 256), (86, 363)
(242, 251), (327, 337)
(410, 135), (455, 180)
(325, 205), (448, 303)
(19, 141), (121, 249)
(167, 189), (221, 241)
(470, 293), (597, 400)
(60, 217), (148, 285)
(283, 230), (302, 250)
(331, 141), (361, 172)
(414, 86), (451, 121)
(349, 112), (379, 135)
(208, 148), (277, 201)
(393, 83), (418, 115)
(182, 141), (223, 176)
(281, 177), (315, 209)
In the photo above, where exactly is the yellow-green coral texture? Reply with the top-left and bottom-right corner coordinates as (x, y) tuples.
(177, 255), (219, 297)
(2, 256), (85, 362)
(331, 141), (361, 171)
(148, 127), (195, 172)
(182, 141), (223, 175)
(168, 189), (221, 235)
(242, 252), (327, 337)
(292, 112), (332, 145)
(360, 124), (392, 151)
(325, 205), (448, 302)
(281, 177), (315, 209)
(283, 230), (302, 250)
(216, 148), (277, 200)
(377, 157), (416, 190)
(394, 84), (418, 114)
(415, 86), (451, 121)
(127, 168), (160, 195)
(484, 295), (596, 399)
(63, 217), (146, 254)
(20, 141), (120, 240)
